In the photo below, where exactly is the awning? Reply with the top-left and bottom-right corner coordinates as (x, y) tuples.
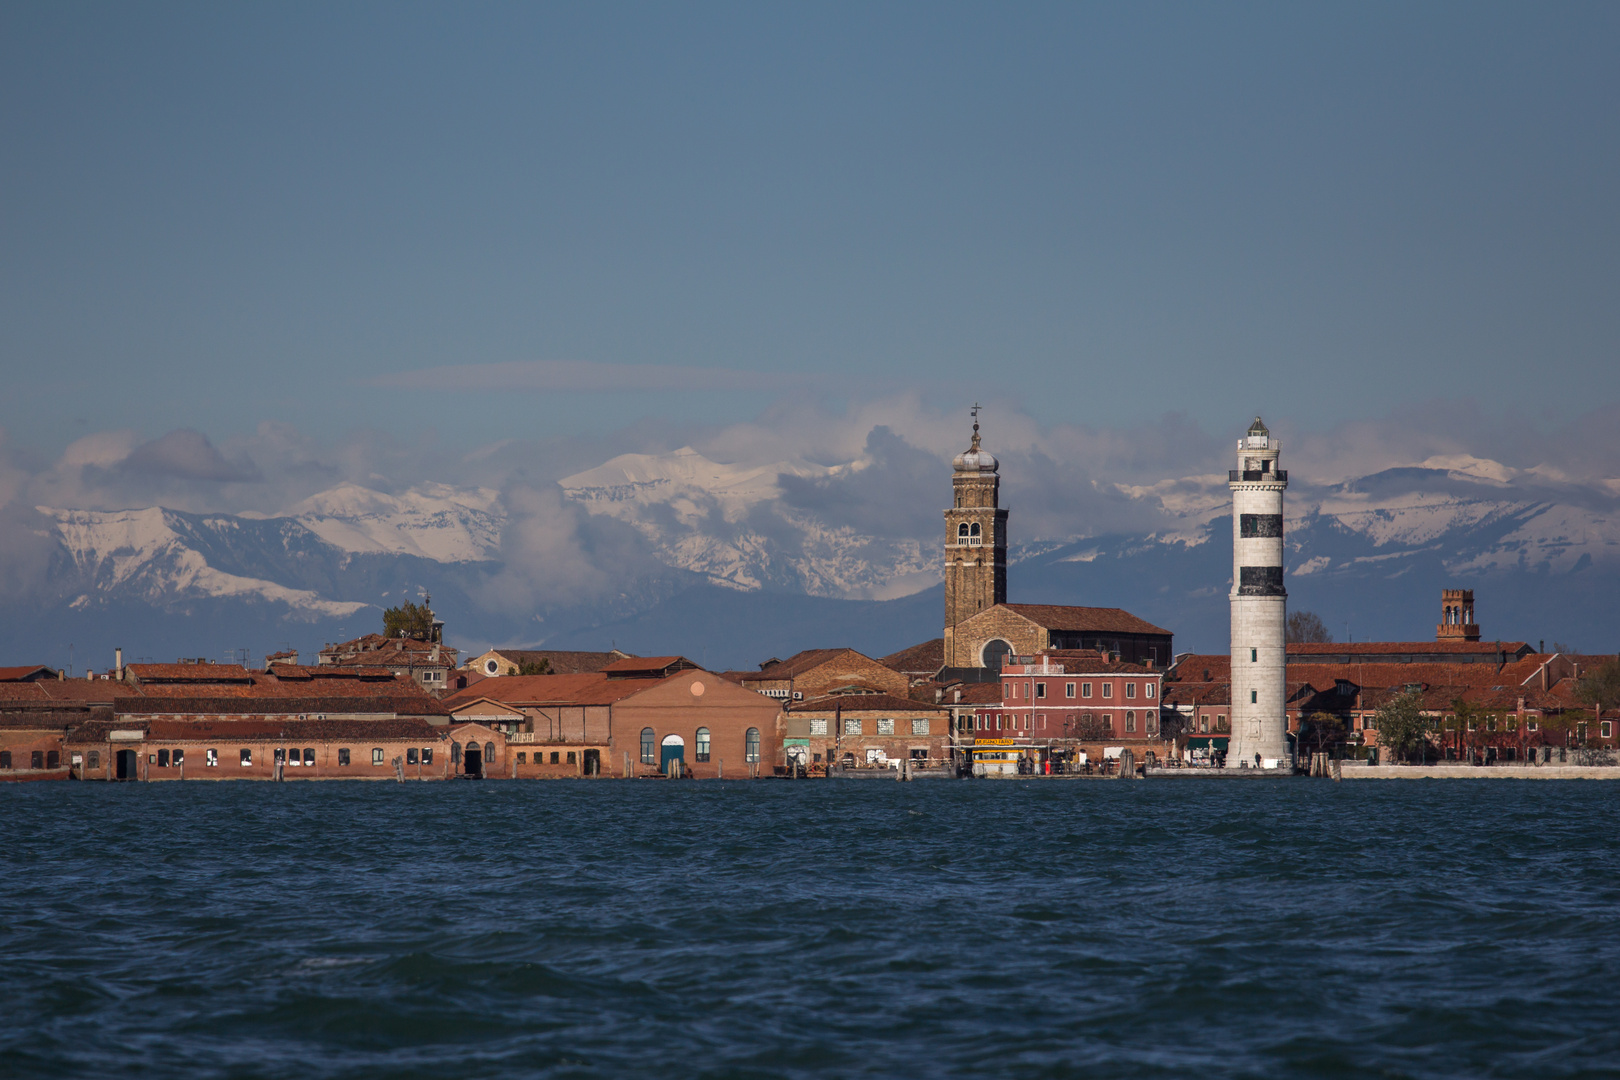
(1185, 737), (1229, 750)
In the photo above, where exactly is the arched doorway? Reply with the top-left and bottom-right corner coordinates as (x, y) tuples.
(463, 741), (483, 777)
(660, 734), (685, 774)
(115, 748), (137, 780)
(582, 749), (600, 776)
(981, 639), (1013, 670)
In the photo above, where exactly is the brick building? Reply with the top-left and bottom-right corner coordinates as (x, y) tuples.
(461, 648), (631, 678)
(947, 604), (1173, 672)
(724, 648), (910, 703)
(971, 651), (1171, 774)
(442, 659), (781, 778)
(942, 411), (1008, 667)
(787, 693), (952, 771)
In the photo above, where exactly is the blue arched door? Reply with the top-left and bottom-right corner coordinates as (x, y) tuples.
(660, 734), (685, 773)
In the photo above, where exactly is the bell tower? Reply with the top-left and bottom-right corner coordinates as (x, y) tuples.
(943, 406), (1008, 667)
(1437, 589), (1480, 642)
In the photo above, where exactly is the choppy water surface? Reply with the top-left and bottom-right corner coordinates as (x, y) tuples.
(3, 779), (1618, 1078)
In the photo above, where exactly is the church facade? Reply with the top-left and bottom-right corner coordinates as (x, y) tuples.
(939, 414), (1172, 672)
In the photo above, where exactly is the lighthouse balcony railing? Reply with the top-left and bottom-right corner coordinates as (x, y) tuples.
(1230, 469), (1287, 483)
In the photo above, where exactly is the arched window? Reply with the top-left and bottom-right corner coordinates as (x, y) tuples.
(640, 728), (656, 765)
(745, 728), (761, 763)
(484, 742), (495, 762)
(970, 522), (981, 537)
(981, 639), (1013, 670)
(957, 522), (970, 539)
(451, 741), (462, 764)
(695, 727), (712, 762)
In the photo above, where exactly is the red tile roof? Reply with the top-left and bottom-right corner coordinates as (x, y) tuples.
(879, 639), (945, 674)
(1000, 604), (1173, 637)
(126, 663), (254, 684)
(0, 665), (59, 682)
(442, 673), (652, 709)
(600, 656), (698, 677)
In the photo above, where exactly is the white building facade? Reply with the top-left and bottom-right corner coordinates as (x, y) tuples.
(1227, 417), (1291, 767)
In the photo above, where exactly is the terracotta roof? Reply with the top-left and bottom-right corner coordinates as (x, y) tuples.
(1014, 651), (1161, 676)
(1287, 641), (1531, 659)
(1166, 655), (1231, 683)
(999, 604), (1173, 637)
(126, 663), (254, 684)
(0, 665), (59, 682)
(793, 693), (948, 714)
(600, 656), (698, 678)
(942, 682), (1003, 705)
(442, 673), (653, 708)
(750, 649), (852, 679)
(879, 639), (945, 674)
(475, 649), (628, 674)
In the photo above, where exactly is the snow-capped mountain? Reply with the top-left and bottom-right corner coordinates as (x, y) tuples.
(559, 447), (932, 598)
(9, 446), (1618, 670)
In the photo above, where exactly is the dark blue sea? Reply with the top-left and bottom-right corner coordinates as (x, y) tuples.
(3, 779), (1617, 1078)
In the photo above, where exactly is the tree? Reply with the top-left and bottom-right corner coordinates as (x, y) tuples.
(1574, 659), (1620, 715)
(382, 600), (434, 641)
(1301, 711), (1346, 754)
(1372, 691), (1433, 764)
(1286, 611), (1333, 644)
(1074, 713), (1112, 741)
(515, 658), (551, 676)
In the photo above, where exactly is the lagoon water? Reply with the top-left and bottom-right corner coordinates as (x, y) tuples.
(3, 779), (1617, 1078)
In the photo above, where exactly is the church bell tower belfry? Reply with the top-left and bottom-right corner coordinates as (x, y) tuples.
(943, 407), (1008, 668)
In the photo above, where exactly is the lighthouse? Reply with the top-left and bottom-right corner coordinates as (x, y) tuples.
(1227, 417), (1290, 768)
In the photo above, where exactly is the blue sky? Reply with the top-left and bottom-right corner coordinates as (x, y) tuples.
(2, 2), (1618, 463)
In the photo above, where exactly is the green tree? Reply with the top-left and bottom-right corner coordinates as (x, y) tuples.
(515, 658), (551, 676)
(1373, 690), (1433, 764)
(1286, 610), (1333, 644)
(1301, 711), (1347, 754)
(1574, 659), (1620, 715)
(382, 600), (434, 641)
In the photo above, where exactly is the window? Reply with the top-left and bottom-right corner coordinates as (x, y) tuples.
(1066, 682), (1075, 698)
(1126, 711), (1137, 732)
(1199, 716), (1209, 733)
(1126, 683), (1137, 699)
(1527, 720), (1538, 732)
(372, 748), (384, 765)
(47, 751), (60, 769)
(695, 727), (712, 762)
(158, 749), (170, 768)
(957, 522), (969, 539)
(1101, 684), (1112, 699)
(0, 751), (11, 769)
(551, 751), (560, 764)
(1147, 711), (1158, 734)
(421, 748), (433, 765)
(1603, 721), (1613, 739)
(566, 751), (576, 764)
(241, 749), (253, 766)
(640, 728), (656, 765)
(485, 742), (495, 762)
(1037, 714), (1046, 730)
(206, 748), (218, 767)
(844, 718), (863, 735)
(303, 748), (314, 766)
(1101, 715), (1112, 731)
(877, 718), (895, 735)
(1216, 715), (1228, 731)
(87, 751), (99, 770)
(515, 752), (525, 764)
(1082, 683), (1092, 698)
(1251, 648), (1258, 662)
(1036, 683), (1046, 699)
(745, 728), (761, 763)
(809, 718), (828, 735)
(337, 748), (350, 765)
(911, 718), (930, 735)
(286, 748), (300, 766)
(1486, 717), (1496, 733)
(1466, 717), (1476, 731)
(1146, 683), (1155, 699)
(1250, 690), (1258, 704)
(407, 748), (419, 765)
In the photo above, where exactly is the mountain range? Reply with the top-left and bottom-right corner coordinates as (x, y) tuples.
(10, 446), (1617, 673)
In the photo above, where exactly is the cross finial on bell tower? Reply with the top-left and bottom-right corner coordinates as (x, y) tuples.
(970, 403), (982, 448)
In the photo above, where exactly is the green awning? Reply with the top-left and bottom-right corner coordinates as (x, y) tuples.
(1185, 737), (1229, 750)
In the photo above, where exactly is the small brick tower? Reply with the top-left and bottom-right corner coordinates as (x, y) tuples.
(1228, 416), (1290, 768)
(1437, 589), (1480, 642)
(943, 406), (1008, 668)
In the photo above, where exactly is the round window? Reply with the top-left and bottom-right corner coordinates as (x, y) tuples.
(485, 659), (499, 675)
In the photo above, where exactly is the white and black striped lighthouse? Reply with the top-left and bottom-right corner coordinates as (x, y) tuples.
(1227, 417), (1290, 767)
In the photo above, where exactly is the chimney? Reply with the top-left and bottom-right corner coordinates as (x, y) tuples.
(954, 688), (962, 703)
(85, 669), (94, 681)
(115, 647), (123, 681)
